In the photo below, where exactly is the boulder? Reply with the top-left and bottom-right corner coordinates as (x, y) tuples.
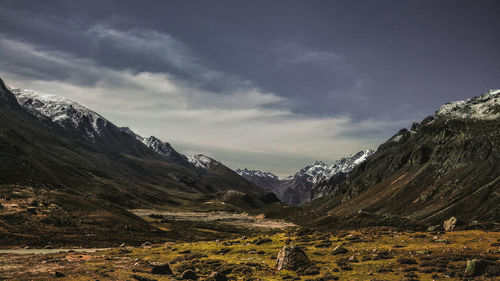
(276, 246), (310, 271)
(132, 275), (157, 281)
(465, 259), (486, 277)
(331, 245), (348, 255)
(443, 217), (457, 232)
(151, 264), (172, 275)
(181, 269), (198, 280)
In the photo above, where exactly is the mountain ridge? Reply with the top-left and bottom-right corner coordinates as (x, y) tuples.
(307, 89), (500, 224)
(237, 149), (374, 205)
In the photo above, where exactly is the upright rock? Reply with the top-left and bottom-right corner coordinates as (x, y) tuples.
(276, 246), (310, 271)
(443, 217), (457, 232)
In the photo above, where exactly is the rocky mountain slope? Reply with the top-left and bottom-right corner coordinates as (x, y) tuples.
(237, 149), (374, 205)
(0, 78), (277, 246)
(309, 90), (500, 225)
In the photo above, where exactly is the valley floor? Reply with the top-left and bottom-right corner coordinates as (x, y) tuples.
(0, 228), (498, 280)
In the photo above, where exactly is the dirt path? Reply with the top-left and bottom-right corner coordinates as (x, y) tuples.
(0, 248), (109, 254)
(130, 209), (295, 229)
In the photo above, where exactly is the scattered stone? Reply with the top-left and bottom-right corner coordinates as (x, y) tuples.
(276, 246), (310, 271)
(181, 269), (198, 280)
(207, 272), (228, 281)
(54, 272), (65, 278)
(443, 217), (457, 232)
(132, 275), (157, 281)
(465, 259), (486, 277)
(26, 207), (37, 214)
(330, 245), (348, 255)
(253, 237), (272, 245)
(214, 248), (231, 255)
(151, 264), (172, 275)
(397, 258), (417, 265)
(297, 265), (320, 275)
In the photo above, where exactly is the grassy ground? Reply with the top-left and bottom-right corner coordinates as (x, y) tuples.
(0, 228), (498, 280)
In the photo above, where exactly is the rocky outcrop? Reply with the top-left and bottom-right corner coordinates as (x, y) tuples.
(443, 217), (457, 231)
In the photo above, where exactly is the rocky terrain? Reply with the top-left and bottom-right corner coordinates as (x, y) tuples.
(1, 227), (498, 280)
(237, 150), (374, 205)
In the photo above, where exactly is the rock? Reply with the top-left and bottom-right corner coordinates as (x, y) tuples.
(208, 272), (228, 281)
(180, 269), (198, 280)
(253, 237), (272, 245)
(465, 259), (486, 277)
(331, 245), (348, 255)
(54, 272), (65, 278)
(276, 246), (310, 271)
(44, 245), (53, 249)
(142, 241), (152, 248)
(26, 207), (37, 214)
(151, 264), (172, 275)
(119, 243), (126, 248)
(443, 217), (457, 232)
(132, 275), (157, 281)
(397, 258), (417, 265)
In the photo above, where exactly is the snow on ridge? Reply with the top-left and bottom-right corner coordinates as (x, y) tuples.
(236, 168), (280, 180)
(187, 154), (219, 169)
(289, 149), (375, 184)
(12, 88), (107, 138)
(435, 89), (500, 120)
(237, 149), (374, 185)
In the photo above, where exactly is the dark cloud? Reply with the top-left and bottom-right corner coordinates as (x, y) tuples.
(0, 0), (499, 174)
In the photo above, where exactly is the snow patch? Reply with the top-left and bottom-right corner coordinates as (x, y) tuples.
(187, 154), (219, 169)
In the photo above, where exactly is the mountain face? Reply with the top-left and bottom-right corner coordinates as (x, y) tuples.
(310, 90), (500, 224)
(0, 78), (279, 245)
(10, 86), (270, 197)
(237, 149), (374, 205)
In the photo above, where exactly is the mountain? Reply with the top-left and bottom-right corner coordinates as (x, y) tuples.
(309, 90), (500, 225)
(237, 149), (374, 205)
(235, 168), (282, 191)
(0, 78), (277, 246)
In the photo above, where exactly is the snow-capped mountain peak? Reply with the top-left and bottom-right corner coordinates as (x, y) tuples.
(435, 89), (500, 120)
(236, 168), (280, 180)
(237, 149), (375, 205)
(294, 149), (375, 184)
(12, 88), (108, 139)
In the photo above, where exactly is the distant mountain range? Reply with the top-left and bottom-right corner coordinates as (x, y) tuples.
(237, 149), (374, 205)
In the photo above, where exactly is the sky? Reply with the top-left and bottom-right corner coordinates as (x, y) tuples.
(0, 0), (499, 176)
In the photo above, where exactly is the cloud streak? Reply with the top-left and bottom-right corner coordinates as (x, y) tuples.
(0, 28), (408, 176)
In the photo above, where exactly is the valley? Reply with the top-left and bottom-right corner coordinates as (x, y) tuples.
(1, 77), (499, 280)
(1, 228), (498, 280)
